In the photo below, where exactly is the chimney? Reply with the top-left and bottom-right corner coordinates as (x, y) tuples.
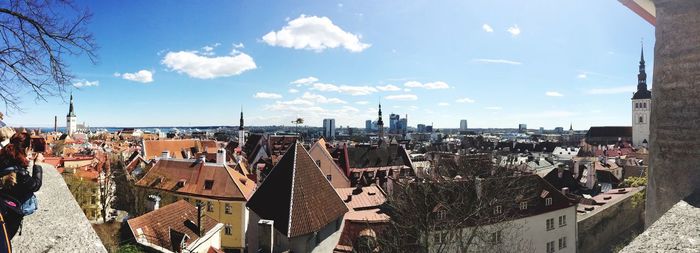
(147, 195), (161, 211)
(197, 155), (206, 164)
(258, 220), (275, 253)
(161, 150), (170, 159)
(216, 148), (226, 165)
(196, 202), (203, 237)
(562, 187), (570, 195)
(345, 194), (353, 202)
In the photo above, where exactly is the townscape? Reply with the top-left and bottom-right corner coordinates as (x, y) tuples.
(1, 1), (698, 253)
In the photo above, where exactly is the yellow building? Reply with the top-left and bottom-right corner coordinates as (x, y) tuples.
(135, 157), (255, 252)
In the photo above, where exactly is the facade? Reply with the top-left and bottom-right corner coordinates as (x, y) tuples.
(323, 118), (336, 140)
(135, 158), (255, 251)
(460, 120), (468, 131)
(308, 138), (351, 188)
(631, 46), (651, 147)
(66, 94), (77, 135)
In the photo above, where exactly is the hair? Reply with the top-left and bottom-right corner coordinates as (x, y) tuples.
(0, 133), (30, 189)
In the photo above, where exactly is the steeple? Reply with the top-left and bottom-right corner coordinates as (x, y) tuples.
(570, 122), (573, 131)
(239, 106), (244, 130)
(377, 102), (385, 141)
(67, 93), (76, 117)
(632, 42), (652, 100)
(377, 103), (384, 126)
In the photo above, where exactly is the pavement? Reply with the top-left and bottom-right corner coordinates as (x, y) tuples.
(10, 163), (107, 253)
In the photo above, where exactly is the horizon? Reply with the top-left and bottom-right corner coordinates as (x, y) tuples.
(3, 0), (654, 129)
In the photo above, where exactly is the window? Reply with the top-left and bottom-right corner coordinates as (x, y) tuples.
(559, 236), (567, 249)
(546, 218), (554, 231)
(546, 241), (555, 253)
(545, 197), (552, 206)
(639, 116), (644, 123)
(519, 202), (528, 210)
(635, 103), (639, 108)
(433, 231), (448, 244)
(224, 224), (232, 235)
(184, 197), (190, 202)
(437, 210), (447, 220)
(207, 201), (214, 212)
(326, 175), (332, 181)
(225, 203), (232, 214)
(493, 205), (502, 215)
(490, 231), (502, 244)
(204, 180), (214, 190)
(315, 160), (321, 167)
(559, 215), (567, 227)
(643, 103), (647, 108)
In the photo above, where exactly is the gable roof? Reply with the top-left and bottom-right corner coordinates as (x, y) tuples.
(135, 159), (255, 201)
(143, 139), (199, 160)
(127, 200), (219, 252)
(246, 142), (349, 238)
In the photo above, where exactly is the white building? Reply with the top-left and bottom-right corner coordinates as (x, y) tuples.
(66, 94), (77, 135)
(428, 176), (576, 253)
(632, 47), (651, 147)
(460, 119), (468, 131)
(323, 118), (336, 140)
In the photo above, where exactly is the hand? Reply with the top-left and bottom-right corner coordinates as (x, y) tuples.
(34, 153), (44, 164)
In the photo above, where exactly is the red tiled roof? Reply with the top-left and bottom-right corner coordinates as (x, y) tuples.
(246, 142), (349, 238)
(335, 220), (388, 252)
(335, 185), (386, 210)
(143, 139), (199, 160)
(127, 200), (219, 252)
(135, 159), (255, 201)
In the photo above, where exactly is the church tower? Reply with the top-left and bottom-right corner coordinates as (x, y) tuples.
(632, 45), (652, 147)
(66, 94), (77, 136)
(238, 107), (246, 146)
(377, 103), (385, 143)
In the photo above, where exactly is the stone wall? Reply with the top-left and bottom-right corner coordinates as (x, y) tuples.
(646, 0), (700, 226)
(577, 189), (645, 253)
(11, 163), (107, 253)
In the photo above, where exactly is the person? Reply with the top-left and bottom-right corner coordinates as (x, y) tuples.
(0, 132), (43, 239)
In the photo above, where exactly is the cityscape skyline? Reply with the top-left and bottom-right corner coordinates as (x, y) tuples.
(4, 0), (654, 129)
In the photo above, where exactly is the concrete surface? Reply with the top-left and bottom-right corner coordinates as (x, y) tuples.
(620, 195), (700, 253)
(11, 163), (107, 253)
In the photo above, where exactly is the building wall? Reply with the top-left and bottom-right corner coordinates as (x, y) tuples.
(632, 98), (651, 146)
(577, 191), (645, 253)
(430, 206), (577, 253)
(308, 145), (351, 188)
(64, 159), (93, 169)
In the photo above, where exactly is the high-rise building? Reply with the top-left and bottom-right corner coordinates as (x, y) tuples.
(460, 120), (468, 131)
(389, 113), (400, 134)
(518, 124), (527, 133)
(323, 118), (336, 140)
(66, 94), (77, 135)
(365, 120), (372, 132)
(399, 116), (408, 135)
(417, 124), (426, 133)
(632, 45), (651, 147)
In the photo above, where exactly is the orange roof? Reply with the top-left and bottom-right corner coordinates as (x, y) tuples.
(135, 159), (255, 201)
(127, 200), (219, 252)
(335, 185), (386, 210)
(143, 139), (198, 160)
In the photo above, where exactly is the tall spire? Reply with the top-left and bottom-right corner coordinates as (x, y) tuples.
(633, 41), (651, 100)
(239, 106), (244, 130)
(67, 93), (76, 117)
(377, 102), (384, 141)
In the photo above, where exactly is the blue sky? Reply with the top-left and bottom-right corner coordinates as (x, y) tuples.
(6, 0), (654, 129)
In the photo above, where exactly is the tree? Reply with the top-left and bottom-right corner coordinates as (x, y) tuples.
(378, 154), (537, 253)
(0, 0), (96, 110)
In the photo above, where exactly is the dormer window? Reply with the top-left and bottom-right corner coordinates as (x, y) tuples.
(315, 160), (321, 167)
(545, 197), (553, 206)
(494, 205), (502, 215)
(437, 210), (447, 220)
(204, 180), (214, 190)
(519, 202), (528, 210)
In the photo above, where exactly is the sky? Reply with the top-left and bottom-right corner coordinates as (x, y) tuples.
(5, 0), (655, 129)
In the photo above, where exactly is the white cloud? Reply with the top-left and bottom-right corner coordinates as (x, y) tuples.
(403, 81), (449, 89)
(438, 102), (449, 106)
(485, 106), (502, 110)
(545, 91), (564, 97)
(120, 70), (154, 83)
(507, 25), (521, 36)
(233, 42), (245, 49)
(355, 101), (369, 105)
(253, 92), (283, 99)
(311, 82), (377, 96)
(301, 92), (347, 104)
(455, 97), (475, 103)
(376, 84), (401, 91)
(276, 98), (314, 106)
(161, 50), (256, 79)
(288, 88), (299, 93)
(385, 94), (418, 101)
(482, 24), (494, 33)
(262, 15), (370, 52)
(473, 58), (522, 65)
(72, 80), (99, 88)
(577, 73), (588, 79)
(291, 76), (319, 86)
(586, 86), (636, 95)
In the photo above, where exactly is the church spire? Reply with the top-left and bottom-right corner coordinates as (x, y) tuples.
(67, 93), (76, 117)
(239, 106), (244, 130)
(377, 102), (385, 141)
(633, 42), (651, 100)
